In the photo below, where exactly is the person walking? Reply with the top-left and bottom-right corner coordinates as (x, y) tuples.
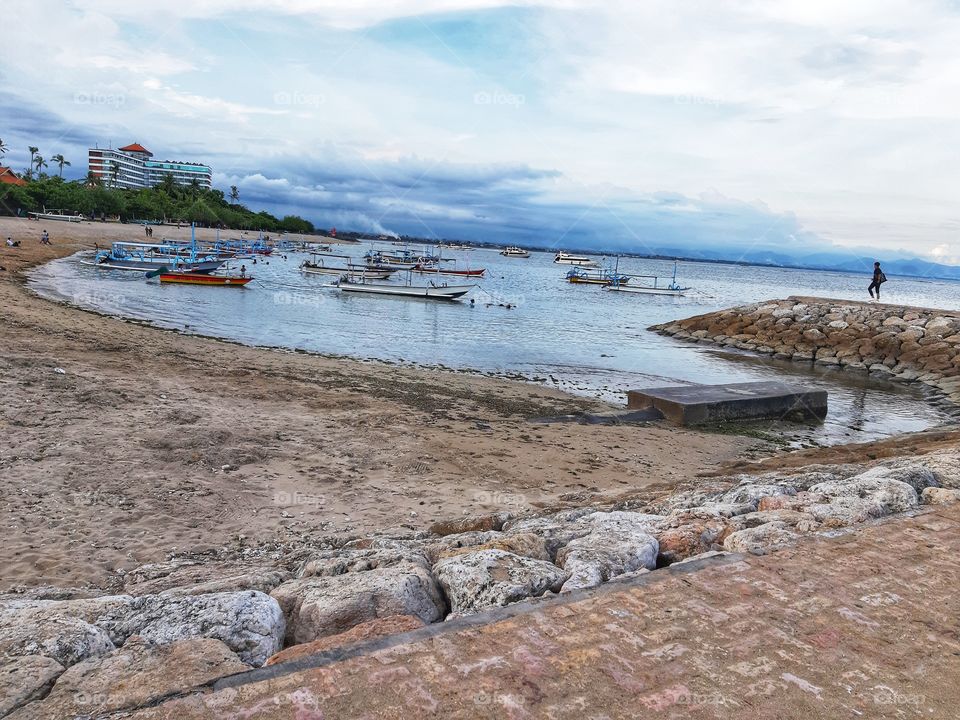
(868, 261), (886, 301)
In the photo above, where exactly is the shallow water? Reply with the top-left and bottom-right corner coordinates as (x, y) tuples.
(29, 245), (959, 446)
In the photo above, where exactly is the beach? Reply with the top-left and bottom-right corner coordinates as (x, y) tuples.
(0, 217), (764, 591)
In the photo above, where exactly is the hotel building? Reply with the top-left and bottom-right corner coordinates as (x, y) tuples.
(88, 143), (212, 190)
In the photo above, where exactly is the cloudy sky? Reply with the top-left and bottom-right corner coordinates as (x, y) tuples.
(3, 0), (959, 263)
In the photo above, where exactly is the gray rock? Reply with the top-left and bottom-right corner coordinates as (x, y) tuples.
(299, 547), (432, 577)
(906, 452), (960, 489)
(124, 560), (292, 596)
(721, 484), (797, 505)
(723, 522), (798, 553)
(556, 522), (658, 593)
(433, 550), (568, 615)
(271, 565), (445, 645)
(0, 655), (64, 717)
(97, 591), (284, 667)
(804, 497), (887, 526)
(809, 473), (918, 515)
(862, 464), (938, 493)
(921, 487), (960, 505)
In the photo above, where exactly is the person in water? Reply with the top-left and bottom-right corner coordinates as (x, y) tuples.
(868, 261), (886, 301)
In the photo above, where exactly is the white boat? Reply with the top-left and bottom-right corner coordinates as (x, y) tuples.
(300, 255), (394, 279)
(603, 261), (690, 296)
(29, 208), (84, 223)
(500, 246), (530, 258)
(336, 278), (475, 300)
(554, 251), (597, 266)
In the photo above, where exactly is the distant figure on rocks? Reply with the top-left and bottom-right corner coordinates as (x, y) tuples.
(868, 261), (887, 301)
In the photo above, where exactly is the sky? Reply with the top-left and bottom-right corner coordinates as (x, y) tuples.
(2, 0), (959, 265)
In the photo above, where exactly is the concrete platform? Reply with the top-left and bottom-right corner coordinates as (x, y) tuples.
(127, 505), (960, 719)
(626, 381), (827, 425)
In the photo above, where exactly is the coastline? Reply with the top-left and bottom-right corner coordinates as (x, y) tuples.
(0, 217), (764, 591)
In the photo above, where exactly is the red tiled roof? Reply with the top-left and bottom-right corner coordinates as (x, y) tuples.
(0, 167), (27, 186)
(119, 143), (152, 155)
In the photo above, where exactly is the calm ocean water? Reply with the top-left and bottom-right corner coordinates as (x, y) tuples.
(29, 244), (960, 446)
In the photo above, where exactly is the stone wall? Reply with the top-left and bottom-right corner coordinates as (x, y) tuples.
(652, 296), (960, 405)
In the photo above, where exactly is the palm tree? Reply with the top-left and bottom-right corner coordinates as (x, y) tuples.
(27, 146), (38, 179)
(85, 171), (101, 187)
(229, 185), (240, 204)
(110, 161), (120, 187)
(33, 154), (48, 178)
(0, 138), (8, 162)
(51, 153), (71, 178)
(189, 178), (201, 197)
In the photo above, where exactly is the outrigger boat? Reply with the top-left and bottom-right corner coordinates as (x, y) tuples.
(603, 261), (690, 296)
(83, 242), (225, 273)
(336, 276), (474, 301)
(300, 254), (394, 279)
(158, 271), (253, 287)
(411, 264), (486, 277)
(565, 267), (629, 285)
(554, 251), (597, 266)
(500, 246), (530, 258)
(28, 208), (84, 223)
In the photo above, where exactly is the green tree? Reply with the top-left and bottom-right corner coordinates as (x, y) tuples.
(27, 146), (38, 180)
(85, 171), (101, 187)
(51, 153), (71, 178)
(110, 161), (120, 187)
(33, 154), (48, 179)
(0, 138), (8, 162)
(229, 185), (239, 203)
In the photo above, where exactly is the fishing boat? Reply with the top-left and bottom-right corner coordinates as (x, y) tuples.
(301, 256), (393, 279)
(565, 267), (629, 285)
(603, 261), (690, 296)
(336, 277), (475, 301)
(158, 272), (253, 286)
(500, 246), (530, 258)
(28, 208), (84, 223)
(83, 242), (225, 273)
(411, 264), (486, 277)
(554, 251), (597, 266)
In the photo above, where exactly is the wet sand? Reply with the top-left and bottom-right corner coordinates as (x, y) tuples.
(0, 217), (764, 591)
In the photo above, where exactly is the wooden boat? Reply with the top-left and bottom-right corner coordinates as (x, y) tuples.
(301, 262), (393, 280)
(500, 246), (530, 258)
(29, 208), (84, 223)
(554, 251), (597, 266)
(336, 278), (474, 300)
(411, 264), (486, 277)
(158, 272), (253, 286)
(565, 267), (628, 285)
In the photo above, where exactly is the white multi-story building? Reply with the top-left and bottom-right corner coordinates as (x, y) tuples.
(88, 143), (212, 190)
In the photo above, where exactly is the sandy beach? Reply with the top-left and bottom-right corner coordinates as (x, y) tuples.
(0, 217), (770, 591)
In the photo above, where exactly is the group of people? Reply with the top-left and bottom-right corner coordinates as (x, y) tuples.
(5, 230), (51, 247)
(144, 226), (155, 238)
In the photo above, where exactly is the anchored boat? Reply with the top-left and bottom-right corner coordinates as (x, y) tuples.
(554, 251), (597, 266)
(411, 264), (486, 277)
(499, 246), (530, 258)
(28, 208), (84, 223)
(336, 277), (474, 301)
(83, 242), (225, 273)
(158, 272), (253, 286)
(565, 267), (629, 285)
(604, 261), (690, 296)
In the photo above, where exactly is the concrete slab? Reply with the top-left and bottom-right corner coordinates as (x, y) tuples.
(626, 381), (827, 425)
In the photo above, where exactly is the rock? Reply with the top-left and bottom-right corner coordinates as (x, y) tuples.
(299, 547), (431, 577)
(433, 550), (568, 615)
(271, 566), (444, 645)
(723, 522), (798, 554)
(921, 487), (960, 505)
(124, 560), (292, 596)
(422, 531), (503, 563)
(0, 596), (131, 667)
(918, 452), (960, 488)
(864, 464), (938, 493)
(809, 473), (919, 515)
(265, 615), (425, 666)
(428, 512), (512, 536)
(434, 532), (550, 562)
(6, 637), (249, 720)
(727, 509), (811, 531)
(804, 497), (886, 527)
(97, 591), (284, 667)
(720, 484), (796, 506)
(656, 522), (726, 564)
(556, 517), (659, 592)
(0, 656), (64, 717)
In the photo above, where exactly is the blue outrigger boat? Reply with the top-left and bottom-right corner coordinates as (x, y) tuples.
(83, 224), (226, 273)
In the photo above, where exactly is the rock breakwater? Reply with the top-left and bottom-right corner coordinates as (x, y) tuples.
(652, 296), (960, 405)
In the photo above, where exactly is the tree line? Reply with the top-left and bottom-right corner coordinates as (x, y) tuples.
(0, 139), (316, 234)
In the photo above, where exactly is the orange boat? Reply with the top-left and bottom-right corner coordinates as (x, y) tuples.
(158, 272), (253, 286)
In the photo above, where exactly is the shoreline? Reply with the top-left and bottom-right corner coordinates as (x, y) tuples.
(0, 217), (765, 591)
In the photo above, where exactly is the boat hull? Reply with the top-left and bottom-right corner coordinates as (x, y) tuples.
(301, 265), (393, 279)
(412, 266), (486, 277)
(338, 281), (474, 300)
(603, 285), (687, 296)
(159, 273), (253, 286)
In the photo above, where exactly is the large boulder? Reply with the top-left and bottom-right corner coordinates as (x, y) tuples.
(6, 637), (249, 720)
(265, 614), (425, 666)
(656, 522), (727, 564)
(809, 472), (919, 515)
(271, 565), (445, 645)
(916, 452), (960, 489)
(859, 464), (938, 493)
(720, 483), (797, 506)
(433, 550), (568, 615)
(921, 487), (960, 505)
(554, 513), (662, 592)
(0, 596), (132, 667)
(723, 522), (798, 554)
(299, 547), (432, 577)
(97, 591), (284, 667)
(123, 560), (292, 596)
(0, 656), (64, 718)
(428, 512), (512, 536)
(434, 533), (550, 562)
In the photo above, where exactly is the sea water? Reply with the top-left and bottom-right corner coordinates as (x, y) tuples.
(29, 245), (960, 446)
